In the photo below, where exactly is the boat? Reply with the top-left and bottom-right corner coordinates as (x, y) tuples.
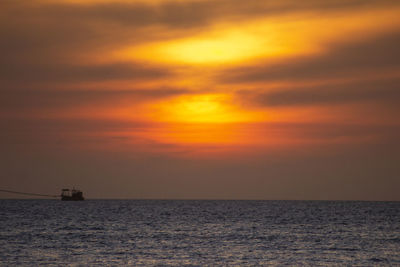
(61, 188), (84, 201)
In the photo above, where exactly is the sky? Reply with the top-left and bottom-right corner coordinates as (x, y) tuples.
(1, 0), (399, 200)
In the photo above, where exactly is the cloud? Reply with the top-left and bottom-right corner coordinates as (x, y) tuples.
(2, 0), (399, 63)
(236, 78), (400, 107)
(221, 32), (400, 84)
(258, 122), (400, 142)
(0, 88), (189, 114)
(0, 117), (151, 145)
(2, 116), (399, 150)
(0, 62), (169, 85)
(4, 0), (397, 30)
(1, 0), (399, 89)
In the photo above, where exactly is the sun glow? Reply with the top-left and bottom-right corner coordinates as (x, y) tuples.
(149, 94), (262, 123)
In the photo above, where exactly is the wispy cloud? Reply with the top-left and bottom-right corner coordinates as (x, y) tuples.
(220, 32), (400, 84)
(235, 78), (400, 107)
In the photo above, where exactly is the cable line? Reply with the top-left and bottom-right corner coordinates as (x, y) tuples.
(0, 189), (59, 198)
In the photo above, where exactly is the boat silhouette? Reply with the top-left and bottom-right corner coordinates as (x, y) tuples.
(61, 188), (84, 201)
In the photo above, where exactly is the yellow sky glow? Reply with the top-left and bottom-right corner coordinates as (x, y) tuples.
(7, 1), (400, 150)
(113, 8), (400, 67)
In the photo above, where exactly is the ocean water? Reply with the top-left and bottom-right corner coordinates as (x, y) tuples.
(0, 200), (399, 266)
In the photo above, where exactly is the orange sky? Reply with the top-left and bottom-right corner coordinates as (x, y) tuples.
(1, 0), (400, 200)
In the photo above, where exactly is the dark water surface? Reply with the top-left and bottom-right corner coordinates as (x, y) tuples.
(0, 200), (399, 266)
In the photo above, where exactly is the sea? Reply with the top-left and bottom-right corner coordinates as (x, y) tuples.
(0, 200), (399, 266)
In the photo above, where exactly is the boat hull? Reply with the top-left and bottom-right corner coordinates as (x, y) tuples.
(61, 196), (84, 201)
